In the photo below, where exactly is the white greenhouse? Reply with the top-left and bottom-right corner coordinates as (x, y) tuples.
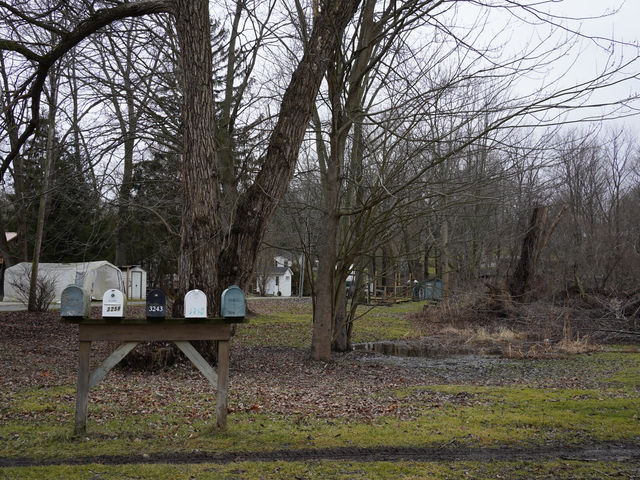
(3, 261), (125, 303)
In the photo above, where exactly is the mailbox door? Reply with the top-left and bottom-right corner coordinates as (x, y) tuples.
(61, 285), (90, 318)
(102, 289), (126, 317)
(146, 289), (167, 318)
(184, 289), (207, 318)
(221, 285), (246, 318)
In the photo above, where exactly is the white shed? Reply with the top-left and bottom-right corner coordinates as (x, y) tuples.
(3, 261), (125, 302)
(256, 266), (293, 296)
(120, 265), (147, 300)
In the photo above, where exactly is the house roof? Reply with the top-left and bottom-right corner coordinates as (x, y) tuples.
(274, 251), (294, 261)
(269, 266), (291, 276)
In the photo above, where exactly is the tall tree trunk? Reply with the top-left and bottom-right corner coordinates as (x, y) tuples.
(29, 69), (58, 311)
(315, 0), (381, 355)
(217, 0), (361, 305)
(0, 53), (28, 262)
(172, 0), (221, 316)
(114, 49), (137, 267)
(440, 217), (449, 297)
(312, 163), (340, 360)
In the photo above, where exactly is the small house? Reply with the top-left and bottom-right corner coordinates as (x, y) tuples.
(255, 255), (293, 296)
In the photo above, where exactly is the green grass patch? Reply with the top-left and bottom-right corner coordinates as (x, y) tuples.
(235, 313), (311, 347)
(2, 374), (638, 460)
(2, 460), (638, 480)
(391, 384), (640, 446)
(351, 302), (426, 343)
(235, 300), (427, 348)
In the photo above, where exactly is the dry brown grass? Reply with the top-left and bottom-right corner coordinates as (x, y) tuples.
(412, 284), (636, 358)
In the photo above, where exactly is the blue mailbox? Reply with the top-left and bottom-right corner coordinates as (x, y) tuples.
(221, 286), (246, 319)
(61, 284), (91, 318)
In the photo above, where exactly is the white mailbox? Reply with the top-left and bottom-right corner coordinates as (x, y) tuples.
(102, 289), (126, 317)
(184, 289), (207, 318)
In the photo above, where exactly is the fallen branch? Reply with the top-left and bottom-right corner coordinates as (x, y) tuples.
(586, 328), (640, 336)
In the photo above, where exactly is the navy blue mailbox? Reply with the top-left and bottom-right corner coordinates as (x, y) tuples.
(146, 289), (167, 319)
(61, 284), (91, 318)
(221, 286), (246, 319)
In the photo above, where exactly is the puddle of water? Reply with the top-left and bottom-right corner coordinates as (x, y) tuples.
(354, 348), (513, 381)
(353, 341), (434, 357)
(353, 340), (487, 358)
(352, 341), (514, 379)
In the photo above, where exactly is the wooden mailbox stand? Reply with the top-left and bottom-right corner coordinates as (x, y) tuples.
(62, 316), (244, 434)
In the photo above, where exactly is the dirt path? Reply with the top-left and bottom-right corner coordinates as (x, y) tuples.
(2, 442), (638, 467)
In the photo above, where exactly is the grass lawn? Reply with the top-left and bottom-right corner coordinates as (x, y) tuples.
(1, 299), (639, 479)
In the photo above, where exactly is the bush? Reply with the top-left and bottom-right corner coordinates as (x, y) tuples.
(8, 264), (57, 312)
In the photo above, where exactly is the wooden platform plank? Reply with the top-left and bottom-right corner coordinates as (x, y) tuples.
(79, 323), (232, 342)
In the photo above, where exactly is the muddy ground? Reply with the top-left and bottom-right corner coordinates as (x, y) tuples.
(2, 443), (639, 467)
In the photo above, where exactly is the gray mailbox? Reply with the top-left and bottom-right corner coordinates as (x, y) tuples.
(221, 285), (246, 319)
(146, 289), (166, 319)
(61, 284), (91, 318)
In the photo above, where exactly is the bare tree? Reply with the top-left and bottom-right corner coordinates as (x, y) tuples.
(300, 0), (640, 359)
(0, 0), (363, 316)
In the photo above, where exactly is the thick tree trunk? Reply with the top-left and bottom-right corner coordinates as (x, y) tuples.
(217, 0), (361, 299)
(509, 205), (548, 302)
(172, 0), (221, 316)
(312, 165), (340, 360)
(332, 283), (349, 352)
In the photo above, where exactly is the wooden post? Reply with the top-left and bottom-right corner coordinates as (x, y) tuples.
(216, 340), (230, 429)
(75, 341), (91, 434)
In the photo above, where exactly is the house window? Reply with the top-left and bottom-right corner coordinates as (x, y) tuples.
(285, 276), (290, 281)
(275, 276), (280, 286)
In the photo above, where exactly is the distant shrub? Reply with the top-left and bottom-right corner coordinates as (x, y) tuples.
(8, 264), (57, 312)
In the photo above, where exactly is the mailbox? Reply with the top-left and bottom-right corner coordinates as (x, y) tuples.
(184, 289), (207, 318)
(102, 289), (126, 317)
(221, 286), (246, 319)
(146, 289), (166, 319)
(61, 285), (91, 318)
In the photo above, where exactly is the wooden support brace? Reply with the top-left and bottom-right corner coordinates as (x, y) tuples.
(89, 342), (138, 389)
(174, 341), (218, 386)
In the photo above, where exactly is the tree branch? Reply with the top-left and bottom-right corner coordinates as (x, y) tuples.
(0, 0), (172, 181)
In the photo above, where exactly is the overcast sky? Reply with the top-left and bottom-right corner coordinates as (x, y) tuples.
(509, 0), (640, 133)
